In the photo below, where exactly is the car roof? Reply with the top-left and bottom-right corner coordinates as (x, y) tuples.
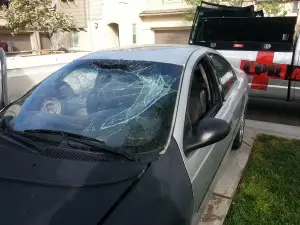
(78, 44), (209, 66)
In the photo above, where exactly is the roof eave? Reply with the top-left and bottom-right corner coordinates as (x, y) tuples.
(139, 8), (191, 17)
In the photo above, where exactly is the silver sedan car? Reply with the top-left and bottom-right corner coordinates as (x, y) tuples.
(0, 45), (248, 225)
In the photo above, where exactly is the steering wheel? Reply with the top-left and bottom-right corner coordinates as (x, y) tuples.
(58, 81), (74, 99)
(39, 82), (75, 115)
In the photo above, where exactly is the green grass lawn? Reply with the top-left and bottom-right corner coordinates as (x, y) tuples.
(225, 134), (300, 225)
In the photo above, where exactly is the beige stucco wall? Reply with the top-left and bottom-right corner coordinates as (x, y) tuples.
(57, 0), (88, 28)
(71, 0), (141, 51)
(85, 0), (103, 50)
(139, 0), (191, 44)
(86, 0), (146, 50)
(65, 0), (103, 51)
(81, 0), (192, 50)
(144, 0), (188, 10)
(76, 30), (91, 50)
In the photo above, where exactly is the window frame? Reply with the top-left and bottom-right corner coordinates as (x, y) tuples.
(207, 53), (237, 99)
(72, 31), (79, 48)
(293, 1), (299, 13)
(201, 55), (223, 117)
(183, 55), (223, 150)
(132, 23), (137, 44)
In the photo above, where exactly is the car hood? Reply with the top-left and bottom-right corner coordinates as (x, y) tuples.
(0, 144), (148, 225)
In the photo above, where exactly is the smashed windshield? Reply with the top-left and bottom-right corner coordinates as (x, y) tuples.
(2, 59), (182, 154)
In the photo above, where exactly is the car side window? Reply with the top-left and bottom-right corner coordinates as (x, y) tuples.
(208, 53), (237, 97)
(184, 57), (222, 144)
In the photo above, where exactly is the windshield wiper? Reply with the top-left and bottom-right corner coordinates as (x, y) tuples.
(0, 119), (40, 154)
(23, 129), (134, 161)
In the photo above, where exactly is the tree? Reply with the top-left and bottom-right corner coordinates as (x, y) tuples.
(255, 0), (287, 16)
(185, 0), (287, 21)
(2, 0), (75, 51)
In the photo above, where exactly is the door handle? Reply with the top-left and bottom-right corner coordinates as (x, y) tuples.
(228, 120), (233, 130)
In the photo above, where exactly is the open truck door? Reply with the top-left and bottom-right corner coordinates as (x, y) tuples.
(189, 1), (256, 46)
(0, 48), (8, 109)
(189, 1), (300, 102)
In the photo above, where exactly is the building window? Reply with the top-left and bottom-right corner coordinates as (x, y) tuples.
(132, 23), (137, 44)
(0, 0), (9, 8)
(293, 1), (299, 13)
(72, 31), (79, 47)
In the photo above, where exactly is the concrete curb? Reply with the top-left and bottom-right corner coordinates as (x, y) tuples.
(199, 128), (257, 225)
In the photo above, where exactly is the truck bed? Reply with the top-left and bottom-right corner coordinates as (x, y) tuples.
(190, 16), (297, 52)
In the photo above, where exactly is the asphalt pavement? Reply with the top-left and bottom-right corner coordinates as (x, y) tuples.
(246, 97), (300, 126)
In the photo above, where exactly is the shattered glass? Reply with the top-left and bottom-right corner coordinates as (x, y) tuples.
(3, 59), (182, 154)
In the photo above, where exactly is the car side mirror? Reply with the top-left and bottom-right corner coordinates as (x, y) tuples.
(184, 117), (231, 154)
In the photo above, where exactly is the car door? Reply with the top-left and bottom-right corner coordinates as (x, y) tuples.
(173, 49), (242, 216)
(207, 52), (244, 138)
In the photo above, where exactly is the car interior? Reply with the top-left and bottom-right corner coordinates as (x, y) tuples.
(185, 63), (210, 134)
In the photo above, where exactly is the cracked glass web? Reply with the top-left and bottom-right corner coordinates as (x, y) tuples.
(81, 61), (179, 143)
(6, 59), (182, 152)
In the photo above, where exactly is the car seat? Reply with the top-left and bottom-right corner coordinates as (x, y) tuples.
(188, 68), (208, 126)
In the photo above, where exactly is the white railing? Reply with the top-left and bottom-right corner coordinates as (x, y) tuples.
(5, 51), (90, 102)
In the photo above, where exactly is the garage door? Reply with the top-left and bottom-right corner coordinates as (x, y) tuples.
(155, 29), (191, 44)
(0, 34), (31, 51)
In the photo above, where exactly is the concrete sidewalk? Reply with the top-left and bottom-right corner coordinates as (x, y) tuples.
(199, 129), (256, 225)
(246, 119), (300, 139)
